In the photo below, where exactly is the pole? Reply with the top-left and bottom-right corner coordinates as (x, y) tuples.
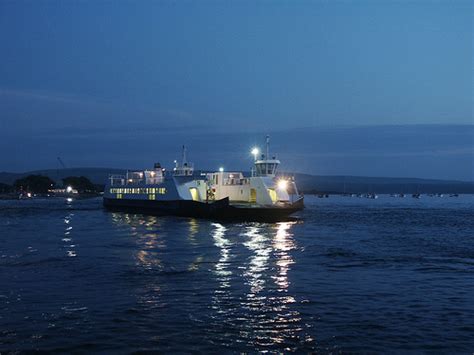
(266, 135), (269, 159)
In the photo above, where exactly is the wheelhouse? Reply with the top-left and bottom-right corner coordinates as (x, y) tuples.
(254, 159), (280, 177)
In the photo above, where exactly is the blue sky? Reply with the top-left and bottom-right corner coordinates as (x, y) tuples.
(0, 1), (472, 179)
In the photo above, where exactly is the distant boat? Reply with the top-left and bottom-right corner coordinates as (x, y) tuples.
(364, 193), (378, 199)
(18, 191), (32, 199)
(412, 184), (421, 198)
(364, 184), (378, 199)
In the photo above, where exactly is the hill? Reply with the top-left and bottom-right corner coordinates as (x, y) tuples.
(0, 168), (126, 186)
(292, 173), (474, 194)
(0, 168), (473, 194)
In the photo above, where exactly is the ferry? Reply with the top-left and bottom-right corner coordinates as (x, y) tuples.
(103, 137), (304, 221)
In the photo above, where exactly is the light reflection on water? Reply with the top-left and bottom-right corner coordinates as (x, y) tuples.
(63, 212), (76, 257)
(211, 223), (232, 318)
(272, 222), (296, 292)
(187, 218), (200, 246)
(240, 222), (305, 349)
(108, 213), (311, 351)
(4, 197), (474, 352)
(111, 213), (166, 270)
(243, 225), (271, 297)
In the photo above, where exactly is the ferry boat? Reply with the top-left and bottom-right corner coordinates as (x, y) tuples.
(103, 137), (304, 221)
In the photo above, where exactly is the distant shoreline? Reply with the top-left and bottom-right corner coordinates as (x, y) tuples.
(0, 192), (101, 201)
(1, 167), (473, 194)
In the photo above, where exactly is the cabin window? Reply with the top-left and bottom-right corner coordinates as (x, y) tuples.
(268, 163), (276, 174)
(256, 163), (277, 176)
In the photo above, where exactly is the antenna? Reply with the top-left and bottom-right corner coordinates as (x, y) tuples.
(265, 135), (270, 159)
(182, 145), (187, 165)
(57, 157), (66, 169)
(56, 157), (66, 188)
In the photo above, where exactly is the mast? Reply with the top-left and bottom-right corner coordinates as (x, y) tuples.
(182, 145), (187, 166)
(174, 145), (194, 176)
(265, 135), (270, 159)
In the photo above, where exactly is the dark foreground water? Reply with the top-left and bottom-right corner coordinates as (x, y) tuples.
(1, 195), (473, 353)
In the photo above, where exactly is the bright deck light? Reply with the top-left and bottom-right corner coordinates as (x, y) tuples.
(251, 147), (259, 160)
(219, 167), (224, 172)
(66, 186), (73, 193)
(277, 179), (288, 190)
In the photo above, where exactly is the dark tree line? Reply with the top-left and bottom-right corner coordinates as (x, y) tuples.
(0, 183), (13, 193)
(62, 176), (96, 193)
(6, 175), (97, 194)
(14, 175), (55, 193)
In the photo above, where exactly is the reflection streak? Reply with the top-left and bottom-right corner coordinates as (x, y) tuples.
(63, 213), (76, 257)
(240, 222), (305, 349)
(211, 223), (233, 315)
(110, 213), (165, 269)
(109, 213), (165, 311)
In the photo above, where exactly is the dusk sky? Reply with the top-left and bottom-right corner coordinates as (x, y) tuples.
(0, 0), (472, 180)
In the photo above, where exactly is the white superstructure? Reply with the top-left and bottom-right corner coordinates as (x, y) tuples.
(206, 137), (298, 205)
(105, 136), (300, 207)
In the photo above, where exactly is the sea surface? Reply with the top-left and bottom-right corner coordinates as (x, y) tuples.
(1, 195), (473, 353)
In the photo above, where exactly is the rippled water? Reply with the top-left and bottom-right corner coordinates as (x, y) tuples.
(1, 195), (473, 353)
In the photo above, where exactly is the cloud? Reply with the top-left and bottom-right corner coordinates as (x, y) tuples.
(0, 88), (102, 106)
(0, 87), (201, 132)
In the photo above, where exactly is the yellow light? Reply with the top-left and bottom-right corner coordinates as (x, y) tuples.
(277, 179), (288, 190)
(150, 171), (155, 177)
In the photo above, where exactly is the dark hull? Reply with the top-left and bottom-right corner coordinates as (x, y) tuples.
(103, 197), (304, 222)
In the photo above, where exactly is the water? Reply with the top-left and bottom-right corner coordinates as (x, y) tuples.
(1, 195), (473, 353)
